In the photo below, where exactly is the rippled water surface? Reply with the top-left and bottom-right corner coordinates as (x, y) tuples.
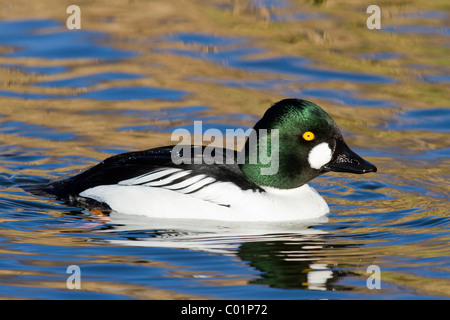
(0, 0), (449, 299)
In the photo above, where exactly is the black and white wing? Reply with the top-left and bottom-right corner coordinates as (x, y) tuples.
(27, 145), (263, 209)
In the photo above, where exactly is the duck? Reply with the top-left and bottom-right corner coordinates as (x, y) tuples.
(29, 98), (376, 221)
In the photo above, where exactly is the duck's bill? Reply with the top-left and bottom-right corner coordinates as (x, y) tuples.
(323, 140), (377, 174)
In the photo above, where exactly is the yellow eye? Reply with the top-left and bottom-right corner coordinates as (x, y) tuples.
(303, 131), (315, 141)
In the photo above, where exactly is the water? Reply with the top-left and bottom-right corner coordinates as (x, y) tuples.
(0, 1), (449, 300)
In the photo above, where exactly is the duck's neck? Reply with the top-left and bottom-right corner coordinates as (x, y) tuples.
(238, 129), (310, 189)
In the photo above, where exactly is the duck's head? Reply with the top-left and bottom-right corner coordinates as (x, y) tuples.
(239, 98), (377, 189)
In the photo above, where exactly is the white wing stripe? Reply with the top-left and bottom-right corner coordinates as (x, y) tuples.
(144, 170), (192, 187)
(118, 168), (182, 185)
(177, 176), (216, 194)
(116, 168), (218, 195)
(162, 174), (207, 191)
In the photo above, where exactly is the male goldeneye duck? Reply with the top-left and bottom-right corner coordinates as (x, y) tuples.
(28, 99), (376, 221)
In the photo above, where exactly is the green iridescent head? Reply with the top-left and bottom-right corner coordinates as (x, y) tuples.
(239, 99), (376, 189)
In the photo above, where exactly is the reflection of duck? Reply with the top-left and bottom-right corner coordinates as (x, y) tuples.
(29, 99), (376, 221)
(89, 212), (348, 291)
(91, 212), (328, 253)
(237, 238), (338, 290)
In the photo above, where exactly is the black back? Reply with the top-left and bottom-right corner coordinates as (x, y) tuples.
(28, 145), (263, 201)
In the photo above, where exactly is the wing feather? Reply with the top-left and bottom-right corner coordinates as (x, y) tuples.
(28, 145), (264, 206)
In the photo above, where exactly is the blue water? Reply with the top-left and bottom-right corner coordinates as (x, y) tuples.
(0, 86), (188, 101)
(164, 43), (394, 84)
(36, 72), (144, 89)
(383, 108), (450, 133)
(0, 19), (136, 60)
(0, 5), (449, 301)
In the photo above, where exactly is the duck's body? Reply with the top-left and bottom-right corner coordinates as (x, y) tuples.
(33, 145), (329, 221)
(29, 99), (376, 221)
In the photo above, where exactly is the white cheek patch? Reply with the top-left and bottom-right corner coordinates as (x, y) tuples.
(308, 142), (333, 169)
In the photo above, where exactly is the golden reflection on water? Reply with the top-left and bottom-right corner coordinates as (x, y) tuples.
(0, 0), (448, 299)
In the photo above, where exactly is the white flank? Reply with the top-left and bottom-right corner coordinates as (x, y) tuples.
(79, 181), (329, 222)
(308, 142), (332, 170)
